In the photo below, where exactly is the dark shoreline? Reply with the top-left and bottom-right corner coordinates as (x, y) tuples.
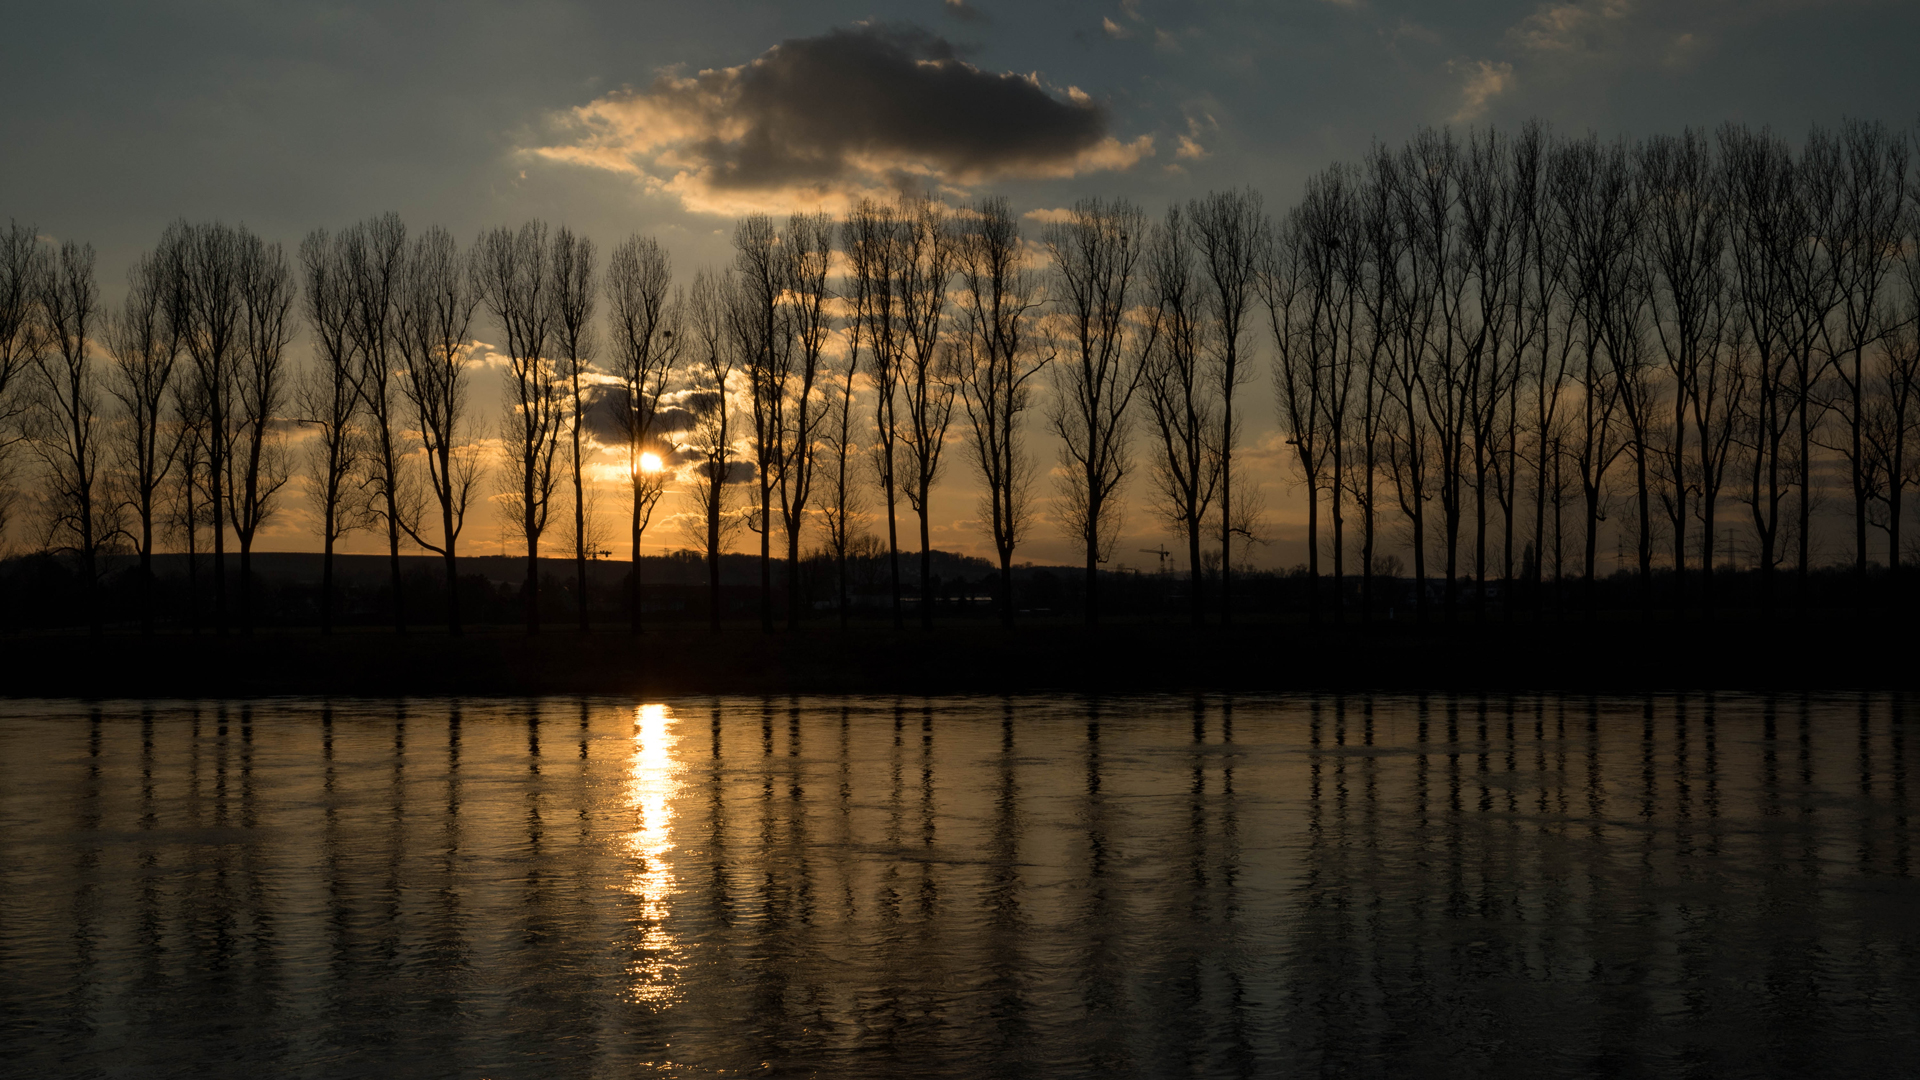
(4, 616), (1911, 698)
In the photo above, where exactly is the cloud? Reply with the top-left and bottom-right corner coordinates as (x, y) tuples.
(1662, 31), (1701, 69)
(1449, 59), (1514, 122)
(1507, 0), (1633, 54)
(1175, 113), (1214, 160)
(1102, 17), (1133, 39)
(1022, 206), (1076, 223)
(534, 24), (1152, 215)
(943, 0), (987, 23)
(574, 383), (703, 450)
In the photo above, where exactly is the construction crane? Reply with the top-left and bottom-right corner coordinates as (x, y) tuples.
(1139, 546), (1172, 570)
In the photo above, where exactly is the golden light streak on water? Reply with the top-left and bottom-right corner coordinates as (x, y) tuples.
(624, 702), (682, 1004)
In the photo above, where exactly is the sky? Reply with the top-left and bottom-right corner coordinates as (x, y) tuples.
(4, 0), (1917, 568)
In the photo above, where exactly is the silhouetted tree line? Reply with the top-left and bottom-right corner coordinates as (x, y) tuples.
(3, 118), (1917, 636)
(1266, 120), (1916, 626)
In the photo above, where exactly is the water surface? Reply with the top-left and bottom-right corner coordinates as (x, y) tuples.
(2, 694), (1916, 1078)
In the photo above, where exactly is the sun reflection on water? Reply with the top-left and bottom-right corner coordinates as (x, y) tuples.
(625, 702), (682, 1004)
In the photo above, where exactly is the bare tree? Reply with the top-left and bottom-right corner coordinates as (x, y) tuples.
(1142, 205), (1221, 626)
(819, 312), (866, 629)
(605, 235), (681, 633)
(1638, 129), (1729, 619)
(1046, 197), (1152, 626)
(1692, 318), (1749, 617)
(298, 228), (367, 634)
(684, 269), (738, 631)
(473, 220), (560, 634)
(1781, 127), (1847, 610)
(1187, 188), (1263, 622)
(1373, 143), (1437, 622)
(169, 371), (212, 631)
(1553, 134), (1638, 616)
(731, 214), (788, 633)
(170, 220), (244, 632)
(341, 213), (411, 631)
(227, 232), (294, 632)
(1458, 129), (1522, 622)
(550, 226), (597, 630)
(1409, 131), (1473, 621)
(1262, 175), (1352, 625)
(1613, 286), (1660, 621)
(1815, 120), (1907, 609)
(1511, 125), (1578, 620)
(107, 248), (181, 632)
(895, 195), (958, 629)
(957, 196), (1049, 626)
(776, 211), (832, 631)
(0, 222), (46, 542)
(1865, 320), (1918, 606)
(29, 239), (113, 630)
(1874, 194), (1920, 605)
(1352, 152), (1405, 622)
(844, 199), (908, 628)
(1721, 124), (1798, 615)
(397, 225), (483, 633)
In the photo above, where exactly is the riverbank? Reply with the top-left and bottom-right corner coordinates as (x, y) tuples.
(3, 615), (1910, 697)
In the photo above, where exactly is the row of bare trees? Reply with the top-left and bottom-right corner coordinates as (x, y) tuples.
(5, 118), (1917, 634)
(1, 220), (296, 633)
(679, 194), (1266, 631)
(0, 194), (1265, 634)
(297, 217), (686, 636)
(1266, 119), (1919, 624)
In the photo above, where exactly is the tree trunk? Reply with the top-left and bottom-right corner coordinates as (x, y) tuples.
(999, 550), (1014, 629)
(630, 507), (643, 635)
(211, 431), (226, 635)
(1219, 398), (1234, 627)
(321, 528), (334, 635)
(1411, 480), (1428, 625)
(886, 479), (902, 631)
(1084, 546), (1098, 627)
(1473, 459), (1486, 623)
(240, 543), (252, 635)
(759, 478), (773, 634)
(445, 493), (461, 637)
(1305, 477), (1320, 626)
(525, 525), (540, 635)
(1672, 397), (1687, 621)
(1583, 491), (1601, 622)
(1700, 494), (1716, 623)
(140, 535), (154, 636)
(708, 485), (721, 633)
(574, 414), (588, 632)
(918, 487), (933, 631)
(1188, 518), (1204, 627)
(838, 550), (850, 631)
(1636, 452), (1651, 623)
(385, 457), (404, 634)
(1852, 348), (1867, 619)
(1796, 396), (1810, 612)
(786, 526), (802, 633)
(1331, 452), (1345, 625)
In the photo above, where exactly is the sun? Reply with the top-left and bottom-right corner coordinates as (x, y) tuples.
(639, 452), (664, 474)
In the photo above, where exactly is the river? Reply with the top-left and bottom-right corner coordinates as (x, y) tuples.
(2, 693), (1915, 1078)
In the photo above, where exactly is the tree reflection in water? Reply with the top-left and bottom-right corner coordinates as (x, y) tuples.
(1, 693), (1917, 1079)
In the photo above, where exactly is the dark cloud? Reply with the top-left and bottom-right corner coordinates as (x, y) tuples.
(580, 383), (701, 448)
(536, 24), (1151, 213)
